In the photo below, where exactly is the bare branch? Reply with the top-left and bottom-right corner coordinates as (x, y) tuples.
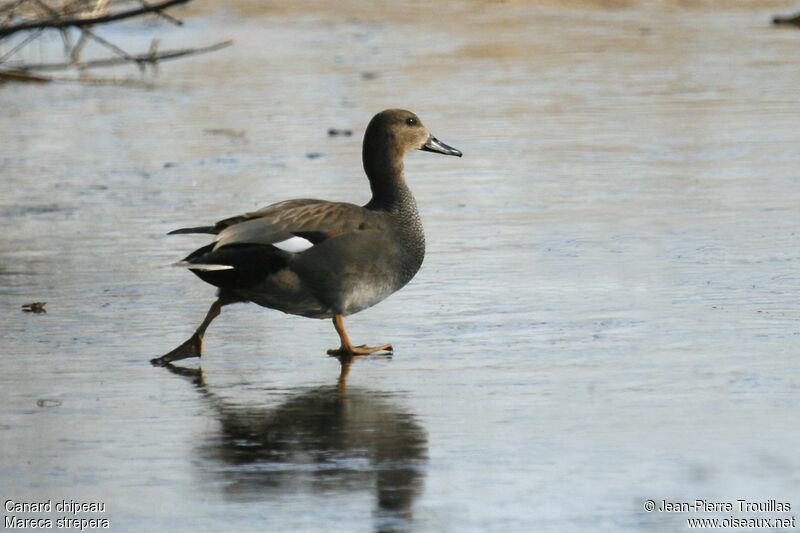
(0, 67), (50, 82)
(0, 0), (191, 38)
(141, 0), (182, 26)
(6, 38), (231, 71)
(0, 26), (43, 62)
(81, 25), (139, 63)
(1, 0), (29, 25)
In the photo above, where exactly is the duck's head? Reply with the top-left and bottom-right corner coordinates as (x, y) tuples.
(363, 109), (462, 161)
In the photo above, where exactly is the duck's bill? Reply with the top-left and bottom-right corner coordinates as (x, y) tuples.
(421, 135), (462, 157)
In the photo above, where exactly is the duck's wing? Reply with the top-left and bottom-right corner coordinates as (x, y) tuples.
(173, 200), (386, 296)
(168, 199), (321, 235)
(211, 200), (386, 251)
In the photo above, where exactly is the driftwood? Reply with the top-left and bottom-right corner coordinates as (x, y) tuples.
(0, 0), (231, 83)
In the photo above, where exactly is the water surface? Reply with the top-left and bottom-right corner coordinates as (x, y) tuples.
(2, 1), (800, 531)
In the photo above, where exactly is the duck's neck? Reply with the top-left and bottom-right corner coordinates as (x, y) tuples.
(363, 147), (426, 279)
(363, 148), (415, 214)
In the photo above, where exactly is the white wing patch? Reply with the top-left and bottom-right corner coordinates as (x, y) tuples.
(171, 261), (234, 271)
(272, 235), (314, 253)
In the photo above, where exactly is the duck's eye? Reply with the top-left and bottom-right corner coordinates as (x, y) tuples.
(406, 117), (416, 126)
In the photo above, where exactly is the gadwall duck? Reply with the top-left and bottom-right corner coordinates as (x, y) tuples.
(151, 109), (461, 365)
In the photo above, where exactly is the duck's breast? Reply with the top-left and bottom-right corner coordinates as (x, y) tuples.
(291, 228), (423, 316)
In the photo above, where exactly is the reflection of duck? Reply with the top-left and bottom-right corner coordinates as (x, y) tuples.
(165, 362), (427, 531)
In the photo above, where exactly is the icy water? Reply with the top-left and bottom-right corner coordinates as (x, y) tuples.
(2, 1), (800, 531)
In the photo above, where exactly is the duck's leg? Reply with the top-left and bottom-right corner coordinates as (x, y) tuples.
(326, 314), (393, 357)
(151, 299), (226, 366)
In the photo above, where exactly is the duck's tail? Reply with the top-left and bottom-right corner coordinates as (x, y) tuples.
(168, 226), (217, 235)
(170, 260), (233, 271)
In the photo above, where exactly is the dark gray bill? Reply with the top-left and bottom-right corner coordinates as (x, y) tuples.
(421, 135), (462, 157)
